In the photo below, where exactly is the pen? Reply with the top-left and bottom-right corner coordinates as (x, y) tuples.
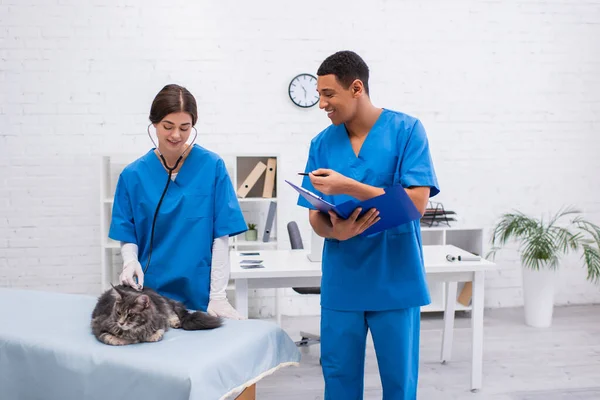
(298, 172), (329, 177)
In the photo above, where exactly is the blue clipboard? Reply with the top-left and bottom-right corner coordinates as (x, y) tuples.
(285, 180), (341, 214)
(286, 180), (422, 236)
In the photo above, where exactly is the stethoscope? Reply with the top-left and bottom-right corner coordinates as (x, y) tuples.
(143, 123), (198, 275)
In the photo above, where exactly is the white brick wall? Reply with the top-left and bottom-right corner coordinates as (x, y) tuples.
(2, 1), (600, 317)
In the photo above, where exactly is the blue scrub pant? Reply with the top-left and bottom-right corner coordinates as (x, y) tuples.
(321, 307), (421, 400)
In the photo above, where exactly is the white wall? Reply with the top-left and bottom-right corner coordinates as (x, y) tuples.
(2, 0), (600, 317)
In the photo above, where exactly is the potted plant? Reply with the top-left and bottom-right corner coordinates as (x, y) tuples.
(487, 207), (600, 328)
(245, 223), (258, 241)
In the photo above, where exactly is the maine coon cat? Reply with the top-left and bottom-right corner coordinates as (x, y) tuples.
(91, 284), (222, 346)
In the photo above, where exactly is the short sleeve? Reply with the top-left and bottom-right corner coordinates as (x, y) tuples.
(108, 174), (138, 243)
(399, 119), (440, 197)
(297, 142), (323, 210)
(213, 158), (248, 238)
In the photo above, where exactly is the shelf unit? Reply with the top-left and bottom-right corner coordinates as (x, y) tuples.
(100, 153), (281, 292)
(420, 226), (483, 313)
(227, 153), (280, 252)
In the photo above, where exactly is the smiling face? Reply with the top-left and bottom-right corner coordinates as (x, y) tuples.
(317, 74), (362, 126)
(148, 84), (198, 158)
(316, 51), (371, 126)
(153, 111), (193, 156)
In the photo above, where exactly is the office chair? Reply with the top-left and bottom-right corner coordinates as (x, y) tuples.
(287, 221), (321, 350)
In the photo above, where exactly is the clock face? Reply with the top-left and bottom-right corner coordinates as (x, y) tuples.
(288, 73), (319, 108)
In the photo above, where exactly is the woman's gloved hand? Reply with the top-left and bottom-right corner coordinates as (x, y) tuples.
(207, 297), (245, 320)
(208, 235), (246, 320)
(119, 242), (143, 290)
(119, 260), (144, 290)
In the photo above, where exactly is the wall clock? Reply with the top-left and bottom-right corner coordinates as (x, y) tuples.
(288, 73), (319, 108)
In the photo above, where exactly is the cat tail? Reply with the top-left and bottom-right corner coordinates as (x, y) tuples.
(181, 310), (222, 330)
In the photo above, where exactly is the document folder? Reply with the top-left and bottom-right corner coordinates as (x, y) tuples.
(262, 158), (277, 198)
(286, 180), (422, 236)
(237, 162), (267, 198)
(262, 201), (277, 242)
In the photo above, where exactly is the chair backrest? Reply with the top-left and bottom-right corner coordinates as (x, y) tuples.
(287, 221), (304, 250)
(288, 221), (321, 294)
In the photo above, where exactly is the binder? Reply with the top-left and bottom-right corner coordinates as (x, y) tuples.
(262, 158), (277, 198)
(237, 161), (267, 198)
(262, 201), (277, 242)
(286, 180), (422, 237)
(457, 282), (473, 306)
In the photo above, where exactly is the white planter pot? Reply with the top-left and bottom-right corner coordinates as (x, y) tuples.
(522, 267), (556, 328)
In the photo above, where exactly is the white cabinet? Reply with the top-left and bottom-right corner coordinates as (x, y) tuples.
(421, 227), (483, 312)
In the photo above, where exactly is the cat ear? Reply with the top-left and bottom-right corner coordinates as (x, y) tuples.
(110, 284), (122, 301)
(135, 294), (150, 309)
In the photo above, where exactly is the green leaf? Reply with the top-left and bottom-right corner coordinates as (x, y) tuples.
(548, 226), (580, 253)
(490, 212), (540, 247)
(581, 244), (600, 284)
(488, 206), (600, 284)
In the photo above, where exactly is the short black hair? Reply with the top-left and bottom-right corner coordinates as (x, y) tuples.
(317, 50), (370, 95)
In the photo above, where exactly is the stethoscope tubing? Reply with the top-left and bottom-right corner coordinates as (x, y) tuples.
(143, 124), (198, 275)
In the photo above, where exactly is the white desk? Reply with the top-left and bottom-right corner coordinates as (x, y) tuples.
(230, 244), (497, 392)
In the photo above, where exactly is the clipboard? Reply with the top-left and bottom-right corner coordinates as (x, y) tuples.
(285, 180), (341, 214)
(286, 179), (422, 236)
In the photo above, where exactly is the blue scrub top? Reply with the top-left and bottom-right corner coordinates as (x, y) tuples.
(298, 109), (440, 311)
(109, 145), (247, 311)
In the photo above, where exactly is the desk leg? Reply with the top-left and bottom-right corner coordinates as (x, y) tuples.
(471, 271), (484, 392)
(236, 279), (249, 319)
(441, 281), (457, 364)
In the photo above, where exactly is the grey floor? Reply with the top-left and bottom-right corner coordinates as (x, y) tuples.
(255, 305), (600, 400)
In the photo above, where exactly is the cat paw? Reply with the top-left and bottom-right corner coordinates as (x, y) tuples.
(100, 334), (131, 346)
(147, 329), (165, 342)
(169, 316), (181, 329)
